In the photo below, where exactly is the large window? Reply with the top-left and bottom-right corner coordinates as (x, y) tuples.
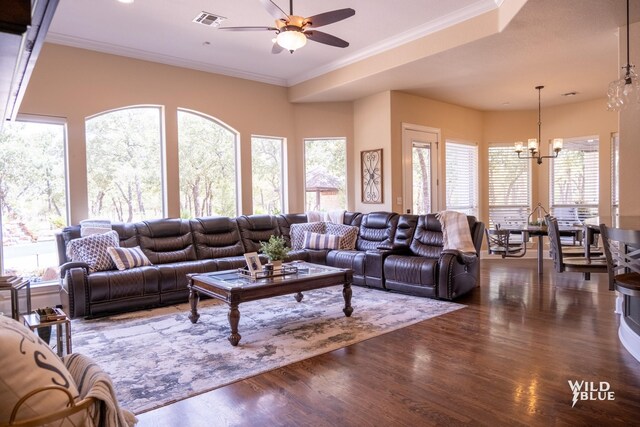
(488, 144), (531, 227)
(178, 109), (238, 218)
(304, 138), (347, 211)
(445, 141), (478, 216)
(0, 120), (67, 281)
(85, 106), (163, 222)
(550, 136), (599, 220)
(251, 136), (284, 215)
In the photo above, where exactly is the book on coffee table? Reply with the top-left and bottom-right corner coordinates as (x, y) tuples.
(0, 275), (23, 288)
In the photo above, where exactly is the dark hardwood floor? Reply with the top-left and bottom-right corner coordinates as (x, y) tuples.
(136, 258), (640, 426)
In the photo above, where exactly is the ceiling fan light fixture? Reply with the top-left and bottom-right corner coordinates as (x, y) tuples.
(276, 28), (307, 52)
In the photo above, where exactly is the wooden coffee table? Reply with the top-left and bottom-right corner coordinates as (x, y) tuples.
(187, 262), (354, 346)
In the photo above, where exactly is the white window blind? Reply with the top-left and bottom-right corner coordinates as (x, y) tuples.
(550, 137), (599, 220)
(488, 144), (531, 227)
(445, 141), (478, 216)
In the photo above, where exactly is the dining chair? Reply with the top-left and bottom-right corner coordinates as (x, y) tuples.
(485, 227), (526, 258)
(545, 215), (608, 280)
(599, 224), (640, 294)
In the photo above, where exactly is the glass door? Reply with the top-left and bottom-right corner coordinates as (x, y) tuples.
(402, 125), (439, 214)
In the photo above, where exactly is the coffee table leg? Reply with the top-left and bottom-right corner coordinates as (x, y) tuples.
(228, 303), (241, 346)
(188, 286), (200, 324)
(342, 281), (353, 317)
(294, 292), (304, 302)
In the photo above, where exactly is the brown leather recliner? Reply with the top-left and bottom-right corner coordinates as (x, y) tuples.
(326, 212), (399, 286)
(383, 214), (484, 300)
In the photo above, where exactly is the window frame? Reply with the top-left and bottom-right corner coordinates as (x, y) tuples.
(303, 137), (348, 212)
(549, 135), (599, 221)
(250, 134), (286, 215)
(85, 104), (166, 221)
(488, 142), (532, 228)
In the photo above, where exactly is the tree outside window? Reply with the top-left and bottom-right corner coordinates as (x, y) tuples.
(178, 110), (238, 218)
(85, 107), (163, 222)
(0, 121), (67, 280)
(252, 136), (284, 215)
(304, 138), (347, 211)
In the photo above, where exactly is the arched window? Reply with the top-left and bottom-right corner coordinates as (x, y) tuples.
(178, 109), (238, 218)
(85, 106), (164, 222)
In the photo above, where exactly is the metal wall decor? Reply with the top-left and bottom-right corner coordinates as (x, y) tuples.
(361, 149), (383, 203)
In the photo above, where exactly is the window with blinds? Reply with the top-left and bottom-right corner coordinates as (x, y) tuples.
(445, 141), (478, 216)
(488, 144), (531, 227)
(550, 136), (599, 220)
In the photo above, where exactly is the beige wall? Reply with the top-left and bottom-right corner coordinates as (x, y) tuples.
(18, 43), (624, 226)
(19, 43), (354, 222)
(483, 98), (617, 224)
(353, 91), (392, 212)
(390, 91), (484, 215)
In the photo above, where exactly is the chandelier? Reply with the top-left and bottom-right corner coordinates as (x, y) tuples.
(607, 0), (640, 111)
(514, 86), (563, 165)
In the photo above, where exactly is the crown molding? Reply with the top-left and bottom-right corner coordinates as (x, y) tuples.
(45, 32), (288, 87)
(286, 0), (499, 86)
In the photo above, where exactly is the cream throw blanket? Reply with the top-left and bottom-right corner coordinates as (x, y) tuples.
(63, 353), (137, 427)
(436, 211), (476, 254)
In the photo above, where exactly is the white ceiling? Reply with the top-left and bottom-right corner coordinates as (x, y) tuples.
(46, 0), (638, 110)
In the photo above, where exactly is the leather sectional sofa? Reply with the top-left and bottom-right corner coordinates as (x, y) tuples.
(56, 212), (484, 318)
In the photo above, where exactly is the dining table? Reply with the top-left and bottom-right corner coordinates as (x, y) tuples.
(500, 223), (583, 275)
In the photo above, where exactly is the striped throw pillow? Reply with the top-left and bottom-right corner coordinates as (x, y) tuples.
(107, 246), (152, 270)
(302, 231), (341, 250)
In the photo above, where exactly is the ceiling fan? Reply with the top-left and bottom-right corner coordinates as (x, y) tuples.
(219, 0), (355, 54)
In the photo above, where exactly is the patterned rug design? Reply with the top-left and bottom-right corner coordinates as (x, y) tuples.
(71, 287), (464, 414)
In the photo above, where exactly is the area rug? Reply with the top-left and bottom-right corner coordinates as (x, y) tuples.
(71, 287), (464, 414)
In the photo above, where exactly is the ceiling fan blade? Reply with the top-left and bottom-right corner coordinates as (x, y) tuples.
(306, 8), (355, 28)
(259, 0), (289, 20)
(305, 30), (349, 48)
(218, 26), (278, 31)
(271, 42), (285, 54)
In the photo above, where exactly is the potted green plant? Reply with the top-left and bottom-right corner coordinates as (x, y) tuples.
(259, 235), (290, 270)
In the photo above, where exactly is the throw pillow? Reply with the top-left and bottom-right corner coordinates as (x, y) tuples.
(66, 230), (119, 272)
(325, 223), (359, 250)
(79, 219), (112, 237)
(0, 316), (81, 425)
(107, 246), (152, 270)
(303, 231), (341, 250)
(290, 222), (326, 250)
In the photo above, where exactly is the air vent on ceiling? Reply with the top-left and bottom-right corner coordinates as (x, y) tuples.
(193, 12), (226, 27)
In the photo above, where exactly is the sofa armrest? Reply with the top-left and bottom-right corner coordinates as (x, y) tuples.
(59, 262), (90, 318)
(60, 261), (89, 278)
(441, 249), (478, 266)
(437, 251), (480, 300)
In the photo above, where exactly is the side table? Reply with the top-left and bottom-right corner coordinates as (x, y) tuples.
(23, 311), (72, 357)
(0, 278), (31, 320)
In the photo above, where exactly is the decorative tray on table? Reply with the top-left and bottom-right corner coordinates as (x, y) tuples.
(237, 265), (298, 280)
(35, 307), (67, 322)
